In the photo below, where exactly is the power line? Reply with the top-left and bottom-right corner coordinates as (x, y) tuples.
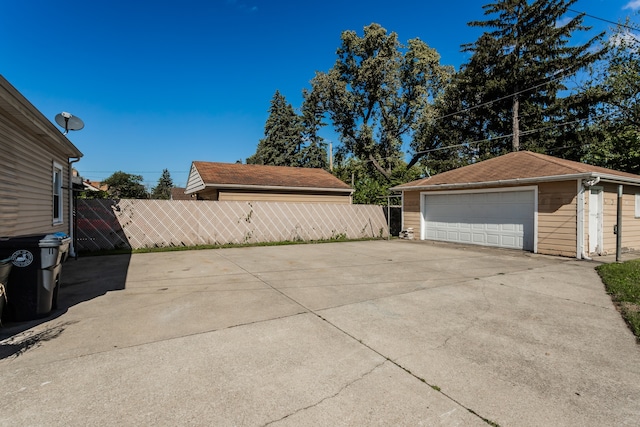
(429, 7), (638, 125)
(433, 70), (570, 122)
(412, 112), (614, 157)
(567, 8), (640, 33)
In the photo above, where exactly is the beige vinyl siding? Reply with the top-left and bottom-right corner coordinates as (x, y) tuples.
(218, 191), (351, 204)
(0, 118), (18, 235)
(402, 191), (420, 231)
(537, 181), (577, 257)
(600, 184), (640, 254)
(185, 164), (205, 194)
(0, 113), (70, 237)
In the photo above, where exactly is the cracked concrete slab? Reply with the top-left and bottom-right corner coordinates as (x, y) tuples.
(1, 240), (639, 426)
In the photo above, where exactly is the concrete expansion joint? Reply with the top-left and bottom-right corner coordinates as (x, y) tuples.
(390, 359), (501, 427)
(261, 359), (388, 426)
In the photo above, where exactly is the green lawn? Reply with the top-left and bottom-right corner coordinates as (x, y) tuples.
(596, 260), (640, 340)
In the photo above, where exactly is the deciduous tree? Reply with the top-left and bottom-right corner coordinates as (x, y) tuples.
(580, 21), (640, 173)
(312, 23), (452, 180)
(102, 171), (148, 199)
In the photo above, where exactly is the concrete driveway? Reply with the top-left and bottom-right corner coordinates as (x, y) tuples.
(1, 240), (639, 426)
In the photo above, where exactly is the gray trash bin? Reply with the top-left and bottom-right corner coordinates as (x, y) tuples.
(0, 257), (12, 323)
(0, 233), (71, 321)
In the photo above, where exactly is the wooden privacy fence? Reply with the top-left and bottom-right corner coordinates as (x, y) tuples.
(76, 199), (390, 251)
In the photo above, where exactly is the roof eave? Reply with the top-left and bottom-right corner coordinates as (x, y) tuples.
(201, 183), (354, 194)
(391, 173), (589, 192)
(0, 75), (83, 159)
(392, 172), (640, 192)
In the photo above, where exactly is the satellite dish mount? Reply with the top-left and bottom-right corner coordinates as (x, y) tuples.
(55, 111), (84, 135)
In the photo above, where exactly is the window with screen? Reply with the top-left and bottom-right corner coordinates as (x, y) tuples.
(53, 162), (63, 224)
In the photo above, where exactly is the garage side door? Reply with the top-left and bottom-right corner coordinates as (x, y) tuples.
(422, 190), (535, 251)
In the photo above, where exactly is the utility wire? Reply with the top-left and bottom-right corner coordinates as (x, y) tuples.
(432, 69), (574, 123)
(411, 111), (615, 157)
(428, 8), (638, 125)
(567, 8), (640, 32)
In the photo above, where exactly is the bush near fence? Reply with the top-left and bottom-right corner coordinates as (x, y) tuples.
(76, 199), (390, 252)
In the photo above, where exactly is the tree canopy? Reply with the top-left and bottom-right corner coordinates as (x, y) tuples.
(245, 2), (639, 203)
(411, 0), (604, 170)
(101, 171), (148, 199)
(247, 90), (328, 168)
(579, 21), (640, 173)
(312, 23), (453, 181)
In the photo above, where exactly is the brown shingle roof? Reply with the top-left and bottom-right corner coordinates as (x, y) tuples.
(394, 151), (640, 190)
(170, 187), (192, 200)
(192, 162), (352, 191)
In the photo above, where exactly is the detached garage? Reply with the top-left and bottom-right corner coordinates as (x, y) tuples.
(392, 151), (640, 258)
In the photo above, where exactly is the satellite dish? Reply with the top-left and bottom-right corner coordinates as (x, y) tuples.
(55, 111), (84, 135)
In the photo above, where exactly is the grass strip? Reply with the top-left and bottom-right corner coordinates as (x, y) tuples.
(596, 260), (640, 340)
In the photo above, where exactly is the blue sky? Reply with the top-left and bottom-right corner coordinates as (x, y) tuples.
(2, 0), (638, 188)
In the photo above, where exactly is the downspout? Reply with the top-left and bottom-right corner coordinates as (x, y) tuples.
(580, 176), (601, 261)
(68, 157), (81, 258)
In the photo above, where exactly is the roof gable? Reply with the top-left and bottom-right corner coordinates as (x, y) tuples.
(395, 151), (640, 190)
(187, 162), (352, 193)
(0, 75), (82, 158)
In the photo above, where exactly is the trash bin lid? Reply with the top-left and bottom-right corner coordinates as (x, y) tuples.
(40, 233), (71, 246)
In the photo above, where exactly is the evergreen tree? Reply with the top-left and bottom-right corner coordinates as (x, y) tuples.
(247, 91), (304, 166)
(412, 0), (603, 167)
(150, 169), (174, 200)
(299, 87), (328, 168)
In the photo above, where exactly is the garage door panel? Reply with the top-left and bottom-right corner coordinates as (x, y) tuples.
(472, 233), (487, 244)
(459, 232), (472, 243)
(423, 190), (535, 251)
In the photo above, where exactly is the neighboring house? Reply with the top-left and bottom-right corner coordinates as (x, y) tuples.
(82, 179), (108, 193)
(392, 151), (640, 258)
(0, 75), (83, 245)
(170, 187), (192, 200)
(185, 162), (353, 204)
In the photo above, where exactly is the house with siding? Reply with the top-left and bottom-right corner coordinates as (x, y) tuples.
(185, 162), (353, 204)
(170, 187), (192, 200)
(392, 151), (640, 258)
(0, 75), (83, 248)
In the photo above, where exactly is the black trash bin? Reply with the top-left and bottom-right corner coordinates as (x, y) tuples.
(0, 233), (71, 322)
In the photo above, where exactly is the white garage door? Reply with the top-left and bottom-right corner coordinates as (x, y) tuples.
(422, 189), (535, 251)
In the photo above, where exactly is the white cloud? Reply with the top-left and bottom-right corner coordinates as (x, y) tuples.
(623, 0), (640, 11)
(610, 31), (640, 52)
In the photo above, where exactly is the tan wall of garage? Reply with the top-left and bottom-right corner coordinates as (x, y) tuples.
(600, 183), (640, 255)
(537, 180), (577, 257)
(402, 191), (421, 232)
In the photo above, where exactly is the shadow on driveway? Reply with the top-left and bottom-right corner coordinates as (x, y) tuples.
(0, 253), (131, 358)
